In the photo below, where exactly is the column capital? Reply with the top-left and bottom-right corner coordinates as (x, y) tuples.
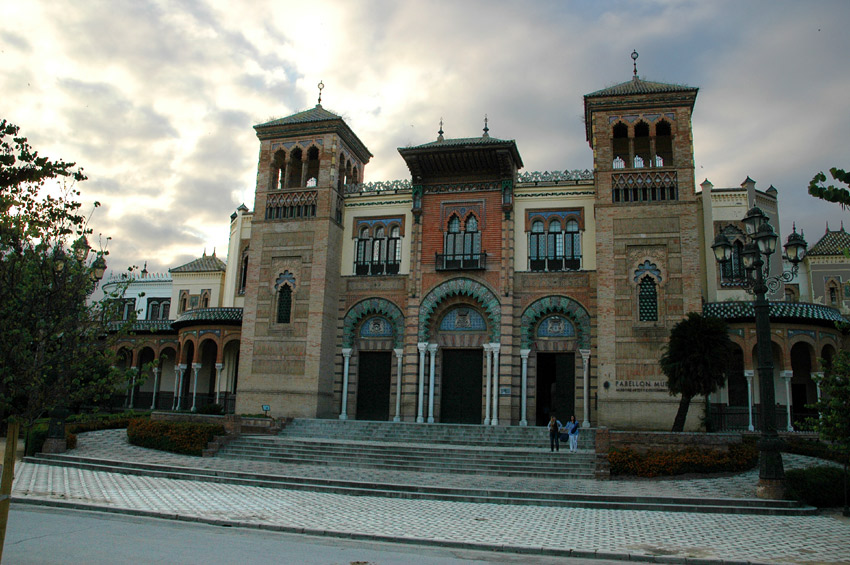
(812, 371), (824, 380)
(152, 366), (161, 374)
(417, 342), (428, 353)
(342, 348), (353, 358)
(215, 363), (223, 369)
(490, 342), (501, 353)
(520, 348), (531, 359)
(427, 343), (438, 353)
(177, 363), (186, 370)
(393, 348), (404, 357)
(744, 369), (755, 382)
(193, 365), (200, 374)
(780, 370), (793, 381)
(483, 343), (493, 352)
(579, 348), (591, 360)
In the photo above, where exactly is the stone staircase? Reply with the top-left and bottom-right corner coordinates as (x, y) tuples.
(214, 418), (595, 479)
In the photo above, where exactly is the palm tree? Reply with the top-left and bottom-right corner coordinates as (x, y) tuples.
(660, 312), (733, 432)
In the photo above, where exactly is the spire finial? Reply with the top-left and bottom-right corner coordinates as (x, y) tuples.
(483, 114), (489, 138)
(317, 80), (324, 106)
(437, 118), (444, 142)
(631, 50), (639, 78)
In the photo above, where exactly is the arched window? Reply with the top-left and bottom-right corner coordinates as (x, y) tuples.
(149, 302), (160, 321)
(528, 216), (581, 272)
(287, 147), (303, 188)
(271, 149), (286, 190)
(721, 240), (745, 285)
(612, 122), (628, 169)
(373, 226), (386, 267)
(441, 214), (482, 270)
(727, 346), (747, 406)
(655, 120), (672, 166)
(238, 250), (249, 295)
(161, 300), (170, 319)
(355, 226), (370, 275)
(305, 146), (320, 187)
(633, 121), (650, 168)
(337, 155), (346, 191)
(388, 225), (401, 274)
(277, 285), (292, 324)
(638, 275), (658, 322)
(529, 220), (546, 271)
(353, 220), (403, 275)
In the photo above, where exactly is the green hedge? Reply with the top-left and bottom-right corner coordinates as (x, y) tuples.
(786, 465), (848, 508)
(26, 411), (151, 455)
(126, 418), (225, 456)
(782, 436), (849, 466)
(609, 442), (759, 477)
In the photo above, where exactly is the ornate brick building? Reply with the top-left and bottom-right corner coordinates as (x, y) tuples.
(111, 67), (846, 432)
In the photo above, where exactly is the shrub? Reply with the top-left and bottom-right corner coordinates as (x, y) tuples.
(785, 466), (848, 508)
(25, 411), (151, 455)
(609, 442), (759, 477)
(126, 418), (225, 456)
(782, 436), (850, 466)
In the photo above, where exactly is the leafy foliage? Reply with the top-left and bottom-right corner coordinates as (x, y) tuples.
(807, 351), (850, 465)
(659, 313), (733, 432)
(609, 442), (758, 477)
(808, 167), (850, 209)
(0, 119), (135, 426)
(127, 418), (225, 456)
(785, 466), (846, 508)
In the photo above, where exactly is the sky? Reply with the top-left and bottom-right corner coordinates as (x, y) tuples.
(2, 0), (849, 277)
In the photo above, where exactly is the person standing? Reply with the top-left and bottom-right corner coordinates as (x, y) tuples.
(548, 415), (562, 452)
(567, 414), (580, 453)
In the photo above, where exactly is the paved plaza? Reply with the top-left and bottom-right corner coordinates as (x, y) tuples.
(8, 430), (850, 564)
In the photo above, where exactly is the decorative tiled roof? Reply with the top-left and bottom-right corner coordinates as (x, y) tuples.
(403, 136), (515, 150)
(170, 254), (226, 273)
(585, 77), (698, 98)
(172, 307), (243, 328)
(807, 228), (850, 256)
(255, 105), (342, 128)
(703, 301), (846, 326)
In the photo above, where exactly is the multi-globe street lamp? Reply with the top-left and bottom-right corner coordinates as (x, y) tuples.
(711, 206), (807, 499)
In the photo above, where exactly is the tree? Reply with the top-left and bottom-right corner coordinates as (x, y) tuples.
(808, 351), (850, 516)
(660, 313), (733, 432)
(808, 167), (850, 209)
(0, 120), (134, 560)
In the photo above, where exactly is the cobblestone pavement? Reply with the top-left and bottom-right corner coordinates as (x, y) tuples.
(10, 430), (850, 564)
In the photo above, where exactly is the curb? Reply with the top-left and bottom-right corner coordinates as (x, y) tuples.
(11, 496), (769, 565)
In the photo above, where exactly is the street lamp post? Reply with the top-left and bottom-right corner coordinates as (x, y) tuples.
(712, 206), (807, 499)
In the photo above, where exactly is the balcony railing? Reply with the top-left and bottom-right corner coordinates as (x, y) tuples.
(354, 260), (401, 276)
(529, 256), (581, 272)
(435, 252), (487, 271)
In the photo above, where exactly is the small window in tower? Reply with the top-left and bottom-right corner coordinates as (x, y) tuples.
(634, 121), (650, 169)
(655, 120), (673, 167)
(287, 147), (303, 188)
(638, 275), (658, 322)
(612, 122), (629, 169)
(277, 285), (292, 324)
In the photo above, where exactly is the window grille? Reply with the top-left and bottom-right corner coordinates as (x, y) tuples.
(638, 276), (658, 322)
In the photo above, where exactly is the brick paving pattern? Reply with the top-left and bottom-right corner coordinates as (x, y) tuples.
(11, 430), (850, 564)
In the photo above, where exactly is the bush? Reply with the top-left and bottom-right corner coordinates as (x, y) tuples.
(609, 442), (759, 477)
(782, 436), (850, 466)
(25, 411), (151, 455)
(785, 465), (848, 508)
(126, 418), (225, 456)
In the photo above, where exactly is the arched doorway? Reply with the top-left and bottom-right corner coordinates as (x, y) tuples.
(534, 315), (577, 426)
(436, 306), (487, 424)
(355, 315), (394, 421)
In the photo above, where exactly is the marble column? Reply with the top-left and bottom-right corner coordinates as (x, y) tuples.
(579, 349), (591, 428)
(491, 343), (500, 426)
(175, 364), (185, 410)
(483, 344), (493, 425)
(393, 348), (404, 422)
(814, 371), (824, 421)
(519, 349), (530, 426)
(339, 348), (352, 420)
(744, 369), (755, 432)
(417, 342), (427, 423)
(150, 367), (160, 410)
(191, 366), (200, 412)
(214, 363), (224, 405)
(128, 368), (137, 408)
(427, 343), (438, 423)
(781, 370), (793, 432)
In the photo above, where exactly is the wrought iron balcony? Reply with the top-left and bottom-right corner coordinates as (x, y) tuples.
(435, 252), (487, 271)
(354, 260), (401, 276)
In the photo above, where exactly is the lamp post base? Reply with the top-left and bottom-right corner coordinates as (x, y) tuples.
(756, 478), (785, 500)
